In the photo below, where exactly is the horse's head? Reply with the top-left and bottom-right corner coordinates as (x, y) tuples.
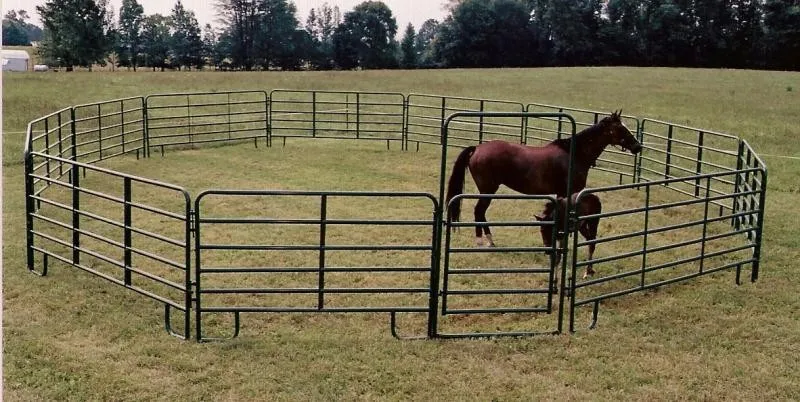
(535, 200), (558, 222)
(601, 110), (642, 154)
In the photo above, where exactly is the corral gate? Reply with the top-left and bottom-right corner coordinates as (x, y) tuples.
(193, 190), (441, 340)
(439, 194), (564, 337)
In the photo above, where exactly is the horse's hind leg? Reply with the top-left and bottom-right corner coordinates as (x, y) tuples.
(581, 218), (600, 278)
(474, 197), (496, 247)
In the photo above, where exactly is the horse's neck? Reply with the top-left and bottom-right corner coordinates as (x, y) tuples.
(574, 128), (610, 169)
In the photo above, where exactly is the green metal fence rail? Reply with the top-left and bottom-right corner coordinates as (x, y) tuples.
(638, 119), (742, 202)
(23, 89), (767, 341)
(568, 167), (767, 331)
(269, 90), (406, 148)
(144, 91), (269, 156)
(24, 152), (193, 338)
(72, 97), (146, 164)
(406, 94), (526, 150)
(193, 190), (439, 341)
(439, 194), (563, 338)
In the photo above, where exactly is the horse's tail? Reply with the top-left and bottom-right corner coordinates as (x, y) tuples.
(446, 146), (476, 223)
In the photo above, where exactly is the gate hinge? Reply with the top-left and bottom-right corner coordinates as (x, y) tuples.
(189, 209), (197, 233)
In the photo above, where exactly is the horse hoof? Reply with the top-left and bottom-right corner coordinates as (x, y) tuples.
(484, 234), (496, 248)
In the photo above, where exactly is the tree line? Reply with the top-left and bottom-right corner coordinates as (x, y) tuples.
(12, 0), (800, 71)
(2, 10), (44, 46)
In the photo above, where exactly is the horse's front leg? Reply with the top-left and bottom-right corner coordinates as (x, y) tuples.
(582, 220), (599, 279)
(474, 198), (495, 247)
(583, 243), (596, 279)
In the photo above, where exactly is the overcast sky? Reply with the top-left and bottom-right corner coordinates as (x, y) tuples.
(2, 0), (449, 34)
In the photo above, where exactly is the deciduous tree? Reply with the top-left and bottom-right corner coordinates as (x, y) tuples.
(37, 0), (114, 70)
(332, 1), (399, 69)
(116, 0), (144, 70)
(170, 0), (204, 70)
(764, 0), (800, 70)
(414, 19), (440, 67)
(434, 0), (537, 68)
(140, 13), (171, 70)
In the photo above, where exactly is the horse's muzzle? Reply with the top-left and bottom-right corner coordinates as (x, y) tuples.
(630, 143), (643, 154)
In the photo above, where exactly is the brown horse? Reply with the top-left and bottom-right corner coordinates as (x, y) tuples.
(536, 193), (602, 279)
(446, 111), (641, 247)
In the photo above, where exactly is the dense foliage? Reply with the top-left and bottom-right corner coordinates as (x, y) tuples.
(35, 0), (114, 71)
(15, 0), (800, 71)
(2, 10), (43, 46)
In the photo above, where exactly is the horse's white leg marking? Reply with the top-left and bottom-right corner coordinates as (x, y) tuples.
(485, 234), (496, 247)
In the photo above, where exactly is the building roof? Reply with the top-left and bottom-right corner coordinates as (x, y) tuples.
(1, 49), (31, 60)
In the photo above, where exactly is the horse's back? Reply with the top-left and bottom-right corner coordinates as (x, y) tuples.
(469, 141), (567, 195)
(573, 192), (602, 215)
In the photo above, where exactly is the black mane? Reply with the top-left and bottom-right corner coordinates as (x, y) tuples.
(550, 120), (605, 152)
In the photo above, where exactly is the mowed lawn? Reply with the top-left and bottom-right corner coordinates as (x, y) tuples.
(3, 68), (800, 400)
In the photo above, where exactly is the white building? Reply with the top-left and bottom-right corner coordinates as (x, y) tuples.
(1, 49), (31, 71)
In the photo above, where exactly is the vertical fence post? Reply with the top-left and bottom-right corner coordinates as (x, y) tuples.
(695, 131), (705, 197)
(186, 95), (192, 146)
(440, 208), (453, 315)
(562, 199), (574, 334)
(71, 108), (78, 161)
(124, 177), (132, 286)
(25, 148), (36, 272)
(732, 141), (744, 229)
(227, 93), (232, 141)
(402, 95), (409, 151)
(440, 97), (447, 146)
(121, 100), (127, 154)
(312, 92), (317, 138)
(265, 92), (271, 147)
(431, 119), (452, 337)
(752, 167), (767, 282)
(318, 195), (327, 310)
(44, 119), (51, 182)
(744, 148), (753, 233)
(72, 161), (81, 265)
(427, 204), (441, 338)
(57, 113), (64, 176)
(521, 105), (528, 145)
(557, 108), (564, 140)
(478, 100), (485, 144)
(346, 93), (351, 132)
(356, 92), (361, 140)
(665, 125), (673, 181)
(194, 200), (203, 341)
(143, 97), (150, 158)
(640, 186), (651, 288)
(98, 103), (103, 160)
(184, 203), (193, 340)
(634, 120), (642, 185)
(700, 176), (712, 274)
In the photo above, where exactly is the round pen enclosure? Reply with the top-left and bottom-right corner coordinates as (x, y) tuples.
(24, 90), (767, 341)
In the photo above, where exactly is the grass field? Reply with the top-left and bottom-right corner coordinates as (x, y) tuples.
(4, 67), (800, 400)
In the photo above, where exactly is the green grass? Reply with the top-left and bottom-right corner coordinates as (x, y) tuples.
(4, 68), (800, 400)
